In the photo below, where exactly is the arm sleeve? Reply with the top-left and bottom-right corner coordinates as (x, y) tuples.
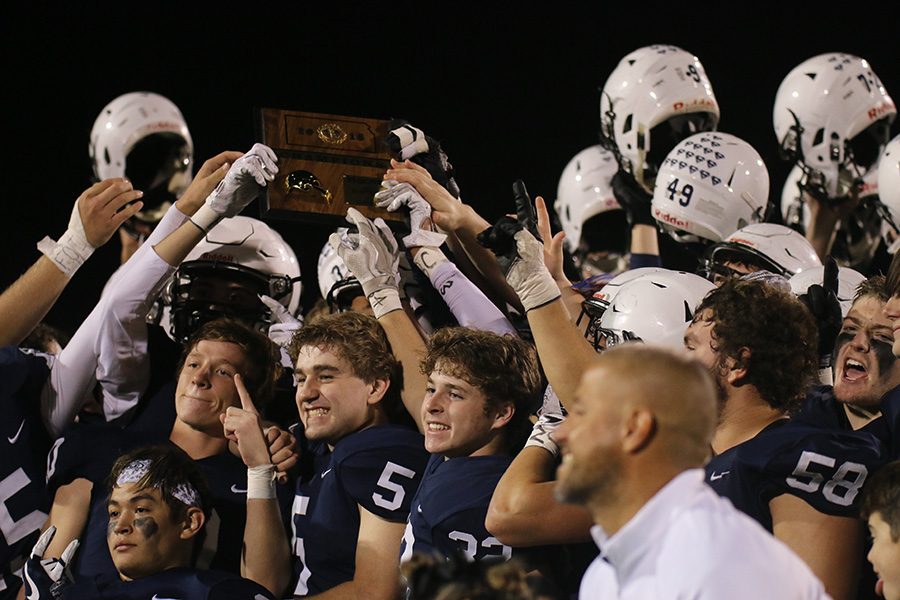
(40, 205), (188, 436)
(628, 253), (663, 269)
(427, 260), (516, 336)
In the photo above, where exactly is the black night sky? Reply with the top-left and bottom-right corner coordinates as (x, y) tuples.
(2, 3), (898, 334)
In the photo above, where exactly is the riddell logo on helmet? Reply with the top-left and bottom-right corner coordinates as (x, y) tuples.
(653, 208), (690, 229)
(727, 237), (757, 248)
(672, 98), (717, 112)
(199, 252), (236, 263)
(139, 121), (183, 133)
(868, 102), (896, 120)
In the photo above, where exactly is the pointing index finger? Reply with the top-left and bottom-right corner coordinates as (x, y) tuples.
(233, 374), (258, 415)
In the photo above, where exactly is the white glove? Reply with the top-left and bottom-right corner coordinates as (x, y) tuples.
(23, 526), (78, 600)
(330, 208), (402, 318)
(506, 229), (561, 312)
(525, 386), (567, 458)
(374, 180), (447, 249)
(36, 197), (96, 278)
(259, 294), (303, 369)
(191, 143), (279, 231)
(388, 124), (430, 160)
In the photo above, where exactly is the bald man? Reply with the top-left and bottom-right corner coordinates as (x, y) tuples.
(554, 345), (828, 600)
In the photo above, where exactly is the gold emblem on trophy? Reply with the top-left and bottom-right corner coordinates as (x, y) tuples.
(316, 123), (348, 145)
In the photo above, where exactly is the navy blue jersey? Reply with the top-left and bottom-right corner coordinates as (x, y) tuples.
(0, 347), (53, 598)
(400, 453), (513, 562)
(879, 384), (900, 460)
(290, 425), (427, 596)
(706, 418), (884, 531)
(62, 567), (274, 599)
(46, 423), (251, 582)
(796, 384), (891, 444)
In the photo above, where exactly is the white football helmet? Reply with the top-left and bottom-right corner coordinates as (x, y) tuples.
(879, 135), (900, 251)
(90, 92), (194, 229)
(652, 132), (768, 244)
(317, 229), (363, 311)
(586, 269), (714, 350)
(555, 145), (622, 253)
(788, 265), (866, 317)
(600, 45), (720, 192)
(702, 223), (822, 281)
(773, 53), (895, 199)
(157, 216), (301, 342)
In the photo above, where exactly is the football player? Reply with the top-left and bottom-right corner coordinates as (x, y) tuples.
(0, 179), (145, 596)
(798, 275), (900, 432)
(229, 311), (429, 598)
(34, 146), (296, 592)
(687, 278), (885, 600)
(24, 445), (275, 599)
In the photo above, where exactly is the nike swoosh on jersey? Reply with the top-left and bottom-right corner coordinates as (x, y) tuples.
(151, 595), (181, 600)
(709, 470), (731, 481)
(231, 484), (248, 494)
(321, 468), (332, 479)
(7, 420), (25, 444)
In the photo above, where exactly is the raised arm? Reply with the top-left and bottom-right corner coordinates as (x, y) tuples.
(373, 179), (515, 336)
(384, 160), (525, 314)
(0, 179), (143, 347)
(330, 208), (428, 432)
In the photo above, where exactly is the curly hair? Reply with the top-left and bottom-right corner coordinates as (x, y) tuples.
(402, 552), (552, 600)
(290, 311), (400, 384)
(420, 327), (542, 453)
(289, 312), (408, 425)
(179, 318), (280, 408)
(694, 278), (817, 412)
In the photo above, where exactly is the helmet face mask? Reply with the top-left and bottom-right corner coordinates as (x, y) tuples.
(701, 223), (822, 282)
(773, 53), (896, 199)
(154, 216), (302, 342)
(600, 45), (720, 191)
(166, 262), (293, 343)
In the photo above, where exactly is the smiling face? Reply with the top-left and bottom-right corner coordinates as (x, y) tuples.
(833, 296), (900, 408)
(421, 367), (511, 458)
(107, 483), (194, 581)
(554, 366), (625, 507)
(174, 340), (248, 436)
(294, 344), (387, 446)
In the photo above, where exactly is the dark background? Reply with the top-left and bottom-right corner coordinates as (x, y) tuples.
(2, 3), (898, 334)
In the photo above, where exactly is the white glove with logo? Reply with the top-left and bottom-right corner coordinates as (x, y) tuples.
(506, 229), (561, 312)
(374, 180), (447, 249)
(330, 208), (402, 319)
(259, 294), (303, 369)
(191, 143), (279, 231)
(23, 526), (78, 600)
(525, 385), (567, 457)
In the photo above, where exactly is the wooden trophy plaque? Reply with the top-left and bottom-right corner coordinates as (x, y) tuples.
(256, 108), (401, 225)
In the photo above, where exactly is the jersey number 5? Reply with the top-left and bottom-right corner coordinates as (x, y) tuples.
(372, 462), (417, 511)
(785, 450), (868, 506)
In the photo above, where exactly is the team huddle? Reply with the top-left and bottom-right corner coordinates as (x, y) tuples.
(3, 44), (900, 600)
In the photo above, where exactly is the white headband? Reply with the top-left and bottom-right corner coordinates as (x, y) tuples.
(116, 459), (201, 508)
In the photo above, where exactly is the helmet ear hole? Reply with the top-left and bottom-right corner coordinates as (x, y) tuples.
(622, 114), (633, 134)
